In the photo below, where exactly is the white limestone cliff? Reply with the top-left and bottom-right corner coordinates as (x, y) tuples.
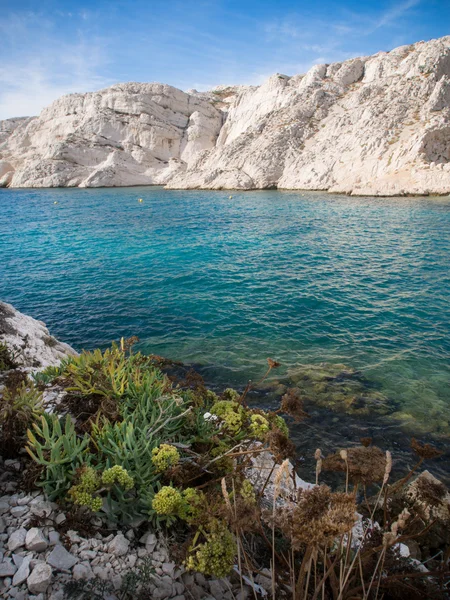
(0, 83), (224, 189)
(1, 36), (450, 196)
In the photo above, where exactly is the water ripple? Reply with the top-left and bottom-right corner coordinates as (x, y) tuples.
(1, 187), (450, 435)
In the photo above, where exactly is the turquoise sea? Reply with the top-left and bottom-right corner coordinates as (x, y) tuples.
(1, 187), (449, 477)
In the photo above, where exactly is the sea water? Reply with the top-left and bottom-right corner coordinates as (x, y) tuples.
(1, 187), (449, 463)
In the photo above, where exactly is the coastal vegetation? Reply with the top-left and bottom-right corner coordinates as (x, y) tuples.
(0, 338), (449, 598)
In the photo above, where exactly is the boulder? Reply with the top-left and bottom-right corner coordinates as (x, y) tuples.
(0, 302), (77, 370)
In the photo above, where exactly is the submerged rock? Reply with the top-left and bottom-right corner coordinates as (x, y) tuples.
(286, 362), (392, 416)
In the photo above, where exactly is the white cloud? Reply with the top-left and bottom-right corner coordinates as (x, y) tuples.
(0, 12), (112, 120)
(0, 59), (111, 119)
(374, 0), (421, 29)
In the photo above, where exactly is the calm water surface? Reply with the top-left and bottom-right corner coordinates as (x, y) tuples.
(1, 187), (449, 476)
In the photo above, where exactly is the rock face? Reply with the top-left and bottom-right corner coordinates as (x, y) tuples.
(0, 301), (77, 369)
(0, 83), (225, 189)
(1, 36), (449, 195)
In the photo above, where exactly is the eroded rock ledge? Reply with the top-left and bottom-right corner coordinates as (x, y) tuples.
(1, 36), (450, 196)
(0, 302), (77, 370)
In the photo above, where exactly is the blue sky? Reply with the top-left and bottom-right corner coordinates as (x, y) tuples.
(0, 0), (448, 119)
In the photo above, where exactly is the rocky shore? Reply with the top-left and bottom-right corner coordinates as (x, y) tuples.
(0, 303), (258, 599)
(1, 302), (449, 599)
(1, 36), (450, 196)
(0, 468), (252, 600)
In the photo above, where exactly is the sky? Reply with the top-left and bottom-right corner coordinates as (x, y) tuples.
(0, 0), (449, 119)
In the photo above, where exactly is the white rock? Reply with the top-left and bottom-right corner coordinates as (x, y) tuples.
(7, 528), (27, 552)
(47, 545), (78, 571)
(27, 563), (52, 594)
(145, 533), (157, 553)
(12, 557), (31, 586)
(9, 507), (28, 518)
(48, 531), (60, 546)
(1, 36), (449, 196)
(1, 83), (223, 189)
(112, 574), (123, 590)
(126, 555), (137, 568)
(162, 562), (176, 577)
(72, 563), (94, 580)
(0, 559), (17, 577)
(92, 566), (109, 580)
(246, 447), (313, 508)
(108, 534), (129, 557)
(0, 303), (77, 370)
(25, 529), (48, 552)
(55, 513), (66, 525)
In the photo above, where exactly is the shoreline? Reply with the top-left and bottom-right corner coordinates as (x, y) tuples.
(2, 300), (449, 485)
(2, 184), (450, 199)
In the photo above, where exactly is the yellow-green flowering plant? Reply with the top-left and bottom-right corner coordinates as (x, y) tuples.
(249, 413), (270, 439)
(185, 519), (236, 578)
(151, 444), (180, 472)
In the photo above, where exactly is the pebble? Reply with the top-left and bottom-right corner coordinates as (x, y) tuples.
(108, 534), (129, 557)
(29, 502), (54, 519)
(145, 533), (157, 553)
(126, 555), (137, 568)
(47, 545), (78, 571)
(8, 529), (27, 552)
(10, 507), (28, 519)
(162, 562), (176, 577)
(92, 566), (109, 580)
(0, 559), (17, 577)
(72, 563), (94, 581)
(17, 497), (31, 507)
(25, 529), (48, 553)
(79, 550), (96, 560)
(48, 531), (60, 546)
(27, 563), (52, 594)
(0, 456), (232, 600)
(0, 502), (10, 515)
(12, 557), (30, 586)
(12, 555), (24, 567)
(54, 514), (66, 525)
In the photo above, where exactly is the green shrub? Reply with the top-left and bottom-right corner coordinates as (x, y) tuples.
(26, 414), (90, 499)
(0, 382), (43, 454)
(185, 519), (236, 578)
(32, 364), (64, 387)
(0, 342), (19, 371)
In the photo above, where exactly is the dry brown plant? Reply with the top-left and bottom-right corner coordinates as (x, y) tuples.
(322, 445), (387, 484)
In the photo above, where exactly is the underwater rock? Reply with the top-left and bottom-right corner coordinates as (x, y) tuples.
(286, 363), (392, 416)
